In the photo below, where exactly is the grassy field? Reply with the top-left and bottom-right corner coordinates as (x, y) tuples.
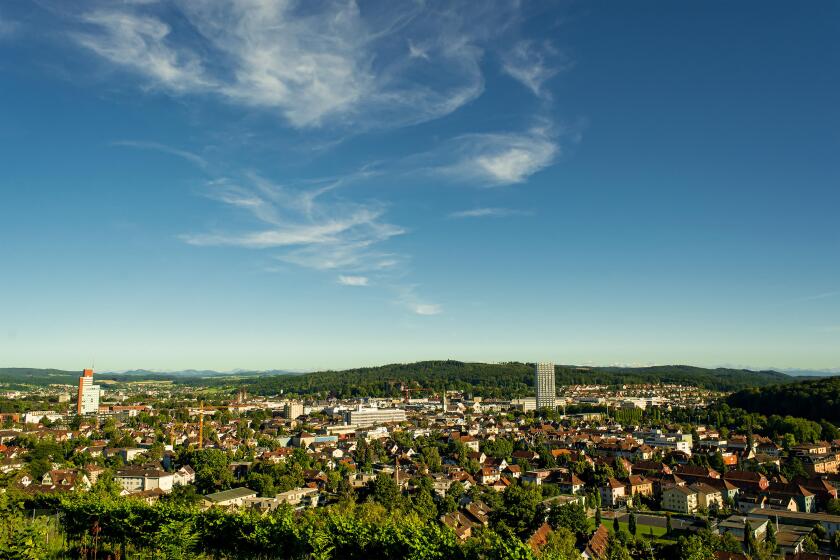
(600, 521), (667, 537)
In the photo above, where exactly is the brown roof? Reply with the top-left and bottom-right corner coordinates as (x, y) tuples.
(527, 523), (553, 554)
(585, 524), (610, 560)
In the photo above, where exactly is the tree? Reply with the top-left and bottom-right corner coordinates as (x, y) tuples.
(368, 474), (401, 511)
(666, 512), (673, 535)
(827, 498), (840, 515)
(605, 534), (633, 560)
(420, 446), (442, 472)
(547, 503), (588, 538)
(494, 483), (544, 538)
(676, 535), (715, 560)
(628, 511), (637, 537)
(765, 520), (777, 553)
(595, 507), (602, 528)
(412, 488), (437, 521)
(802, 534), (819, 553)
(613, 516), (620, 534)
(186, 448), (233, 493)
(539, 526), (579, 560)
(744, 519), (758, 556)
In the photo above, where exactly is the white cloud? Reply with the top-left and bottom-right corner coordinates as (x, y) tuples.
(438, 125), (558, 186)
(111, 140), (208, 169)
(413, 303), (442, 316)
(501, 40), (566, 98)
(74, 11), (209, 92)
(70, 1), (501, 129)
(394, 285), (442, 316)
(338, 275), (369, 286)
(448, 207), (530, 219)
(182, 174), (405, 273)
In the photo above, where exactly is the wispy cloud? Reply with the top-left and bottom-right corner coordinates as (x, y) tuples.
(74, 11), (209, 92)
(448, 207), (531, 219)
(182, 175), (405, 273)
(338, 275), (369, 287)
(501, 40), (567, 98)
(394, 285), (442, 316)
(413, 303), (442, 316)
(68, 1), (511, 130)
(773, 290), (840, 307)
(437, 124), (559, 186)
(0, 10), (20, 39)
(111, 140), (208, 169)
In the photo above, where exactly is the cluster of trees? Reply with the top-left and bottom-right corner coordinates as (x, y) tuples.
(238, 361), (793, 399)
(4, 489), (582, 560)
(727, 376), (840, 424)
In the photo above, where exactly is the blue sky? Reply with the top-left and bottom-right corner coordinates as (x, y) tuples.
(1, 1), (838, 372)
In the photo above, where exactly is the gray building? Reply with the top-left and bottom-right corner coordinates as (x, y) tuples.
(535, 362), (556, 409)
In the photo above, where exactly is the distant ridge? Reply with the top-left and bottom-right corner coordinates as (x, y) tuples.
(237, 360), (795, 398)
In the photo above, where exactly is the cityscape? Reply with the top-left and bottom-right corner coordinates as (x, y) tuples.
(2, 1), (839, 559)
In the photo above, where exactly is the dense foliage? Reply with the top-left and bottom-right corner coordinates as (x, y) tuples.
(0, 362), (792, 395)
(727, 376), (840, 424)
(239, 361), (792, 398)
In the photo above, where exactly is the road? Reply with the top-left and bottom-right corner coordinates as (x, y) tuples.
(600, 511), (697, 531)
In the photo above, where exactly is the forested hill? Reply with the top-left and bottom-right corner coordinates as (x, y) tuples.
(242, 360), (792, 398)
(727, 376), (840, 424)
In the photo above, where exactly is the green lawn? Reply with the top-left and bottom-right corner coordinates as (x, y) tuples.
(598, 521), (668, 539)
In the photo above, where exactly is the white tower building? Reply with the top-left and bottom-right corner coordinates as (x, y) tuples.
(534, 362), (556, 410)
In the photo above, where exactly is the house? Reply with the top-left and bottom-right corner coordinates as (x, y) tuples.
(725, 470), (769, 492)
(802, 454), (839, 476)
(599, 477), (627, 507)
(173, 465), (195, 486)
(202, 487), (258, 508)
(114, 468), (174, 493)
(626, 475), (653, 498)
(502, 465), (522, 479)
(662, 485), (698, 514)
(522, 469), (550, 485)
(556, 472), (585, 494)
(690, 481), (723, 511)
(717, 515), (768, 542)
(768, 483), (816, 513)
(477, 467), (500, 485)
(41, 470), (91, 491)
(275, 487), (319, 507)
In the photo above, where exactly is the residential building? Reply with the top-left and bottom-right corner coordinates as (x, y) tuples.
(77, 369), (100, 415)
(535, 362), (556, 409)
(202, 487), (258, 508)
(114, 468), (174, 493)
(662, 485), (698, 514)
(284, 402), (304, 420)
(344, 405), (406, 428)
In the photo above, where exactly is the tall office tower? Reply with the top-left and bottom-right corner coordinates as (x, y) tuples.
(535, 362), (556, 410)
(76, 368), (100, 415)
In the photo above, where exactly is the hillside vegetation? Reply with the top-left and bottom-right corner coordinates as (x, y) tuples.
(241, 360), (792, 398)
(726, 375), (840, 424)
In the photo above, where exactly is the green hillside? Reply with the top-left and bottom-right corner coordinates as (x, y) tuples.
(726, 375), (840, 424)
(241, 360), (792, 398)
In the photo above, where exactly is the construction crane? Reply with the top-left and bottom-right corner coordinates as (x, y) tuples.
(198, 401), (204, 449)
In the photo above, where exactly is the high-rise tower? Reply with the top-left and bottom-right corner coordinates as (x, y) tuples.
(534, 362), (556, 410)
(76, 368), (100, 415)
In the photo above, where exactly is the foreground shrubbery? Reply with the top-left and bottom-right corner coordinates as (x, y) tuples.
(11, 491), (549, 560)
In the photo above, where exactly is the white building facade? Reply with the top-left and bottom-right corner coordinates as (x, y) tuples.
(535, 362), (556, 409)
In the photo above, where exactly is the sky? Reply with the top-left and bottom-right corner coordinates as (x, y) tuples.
(0, 1), (838, 372)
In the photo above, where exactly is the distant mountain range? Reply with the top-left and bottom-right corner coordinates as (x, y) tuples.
(105, 368), (303, 377)
(1, 363), (835, 392)
(781, 368), (840, 377)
